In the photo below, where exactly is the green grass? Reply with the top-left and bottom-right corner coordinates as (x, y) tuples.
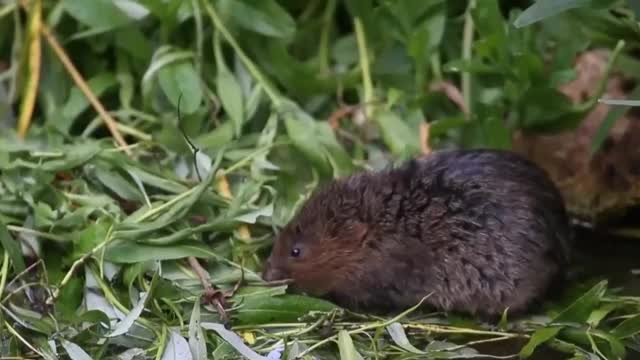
(1, 0), (640, 359)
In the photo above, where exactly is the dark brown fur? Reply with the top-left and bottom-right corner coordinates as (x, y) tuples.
(263, 150), (571, 317)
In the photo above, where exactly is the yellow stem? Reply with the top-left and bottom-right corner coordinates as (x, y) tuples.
(17, 0), (41, 138)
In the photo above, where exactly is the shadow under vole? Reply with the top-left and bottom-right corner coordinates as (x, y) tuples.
(263, 149), (572, 318)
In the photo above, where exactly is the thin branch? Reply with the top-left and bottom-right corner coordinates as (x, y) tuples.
(37, 21), (131, 153)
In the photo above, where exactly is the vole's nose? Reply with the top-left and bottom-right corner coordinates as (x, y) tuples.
(262, 265), (286, 282)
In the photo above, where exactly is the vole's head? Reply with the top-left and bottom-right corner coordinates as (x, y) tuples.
(262, 179), (370, 296)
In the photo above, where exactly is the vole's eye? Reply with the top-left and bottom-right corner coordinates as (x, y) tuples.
(290, 248), (301, 257)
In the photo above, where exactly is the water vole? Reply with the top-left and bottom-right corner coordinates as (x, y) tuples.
(263, 150), (571, 317)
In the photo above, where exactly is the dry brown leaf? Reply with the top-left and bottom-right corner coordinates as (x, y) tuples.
(512, 50), (640, 224)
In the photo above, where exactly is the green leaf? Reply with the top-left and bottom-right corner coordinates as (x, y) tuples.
(103, 241), (217, 263)
(124, 166), (188, 194)
(553, 280), (607, 324)
(338, 330), (363, 360)
(519, 326), (563, 358)
(72, 221), (110, 259)
(374, 110), (421, 156)
(60, 339), (93, 360)
(514, 0), (614, 28)
(234, 204), (273, 224)
(59, 74), (118, 133)
(195, 121), (235, 150)
(0, 221), (25, 272)
(519, 87), (575, 129)
(112, 0), (150, 20)
(592, 331), (626, 359)
(629, 0), (640, 18)
(108, 292), (149, 337)
(162, 330), (194, 360)
(188, 298), (207, 360)
(56, 277), (83, 319)
(472, 0), (507, 46)
(40, 142), (102, 172)
(314, 122), (354, 178)
(114, 156), (222, 241)
(587, 303), (618, 327)
(612, 314), (640, 338)
(33, 338), (58, 360)
(214, 34), (244, 137)
(63, 0), (132, 31)
(280, 102), (331, 176)
(201, 323), (267, 360)
(488, 117), (512, 149)
(218, 0), (296, 39)
(233, 294), (337, 325)
(386, 322), (425, 354)
(94, 167), (142, 201)
(344, 0), (374, 21)
(158, 61), (203, 114)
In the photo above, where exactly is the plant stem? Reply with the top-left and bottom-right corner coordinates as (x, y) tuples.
(319, 0), (337, 74)
(40, 23), (130, 153)
(4, 320), (45, 357)
(190, 0), (204, 76)
(49, 225), (114, 302)
(155, 325), (168, 360)
(298, 295), (431, 357)
(462, 0), (476, 119)
(354, 17), (374, 118)
(201, 0), (281, 106)
(6, 225), (67, 242)
(17, 0), (41, 138)
(0, 251), (9, 299)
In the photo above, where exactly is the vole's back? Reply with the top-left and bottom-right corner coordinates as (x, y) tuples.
(334, 150), (571, 316)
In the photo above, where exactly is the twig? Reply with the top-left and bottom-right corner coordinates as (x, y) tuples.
(298, 294), (432, 357)
(328, 105), (357, 129)
(430, 81), (469, 115)
(17, 0), (41, 138)
(419, 122), (431, 156)
(3, 321), (45, 358)
(8, 224), (65, 242)
(186, 255), (230, 324)
(32, 17), (130, 153)
(3, 258), (41, 291)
